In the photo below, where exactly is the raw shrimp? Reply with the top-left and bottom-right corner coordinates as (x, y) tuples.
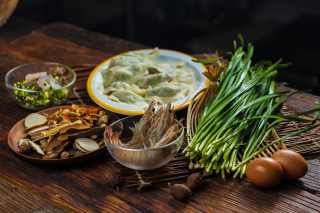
(49, 81), (61, 90)
(154, 120), (183, 148)
(37, 76), (60, 90)
(105, 125), (123, 147)
(124, 100), (156, 149)
(25, 72), (47, 82)
(148, 105), (164, 147)
(154, 102), (174, 143)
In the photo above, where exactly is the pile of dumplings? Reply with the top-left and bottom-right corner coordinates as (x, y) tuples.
(99, 48), (197, 108)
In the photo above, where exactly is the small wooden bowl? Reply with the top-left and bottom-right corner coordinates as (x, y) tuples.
(7, 106), (120, 165)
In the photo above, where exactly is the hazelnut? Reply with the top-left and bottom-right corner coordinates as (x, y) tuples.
(104, 169), (120, 189)
(187, 173), (203, 191)
(171, 184), (192, 202)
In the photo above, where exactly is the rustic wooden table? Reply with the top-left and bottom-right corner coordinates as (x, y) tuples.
(1, 22), (320, 213)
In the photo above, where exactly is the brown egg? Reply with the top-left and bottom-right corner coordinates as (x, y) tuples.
(246, 157), (283, 188)
(272, 150), (308, 180)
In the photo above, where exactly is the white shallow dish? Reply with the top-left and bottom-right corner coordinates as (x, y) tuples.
(87, 49), (208, 115)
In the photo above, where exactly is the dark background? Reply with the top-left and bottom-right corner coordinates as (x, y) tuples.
(3, 0), (320, 95)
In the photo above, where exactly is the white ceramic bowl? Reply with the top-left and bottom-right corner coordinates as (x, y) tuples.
(87, 49), (208, 115)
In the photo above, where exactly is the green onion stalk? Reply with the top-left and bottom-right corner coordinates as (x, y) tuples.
(184, 34), (320, 179)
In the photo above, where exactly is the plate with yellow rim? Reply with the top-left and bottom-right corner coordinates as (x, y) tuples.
(87, 49), (209, 115)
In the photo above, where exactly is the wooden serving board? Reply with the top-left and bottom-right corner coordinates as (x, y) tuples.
(0, 22), (320, 212)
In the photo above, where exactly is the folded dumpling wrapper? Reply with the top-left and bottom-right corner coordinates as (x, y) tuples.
(75, 138), (100, 152)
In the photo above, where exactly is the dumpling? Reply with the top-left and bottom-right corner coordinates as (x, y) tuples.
(148, 61), (185, 74)
(108, 47), (160, 68)
(145, 83), (193, 103)
(136, 73), (173, 89)
(171, 68), (194, 84)
(101, 63), (148, 88)
(148, 63), (194, 84)
(107, 89), (152, 106)
(103, 82), (147, 96)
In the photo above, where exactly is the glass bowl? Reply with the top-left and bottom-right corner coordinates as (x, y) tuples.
(104, 115), (184, 170)
(5, 62), (76, 110)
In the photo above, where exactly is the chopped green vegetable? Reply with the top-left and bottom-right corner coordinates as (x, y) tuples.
(12, 74), (68, 109)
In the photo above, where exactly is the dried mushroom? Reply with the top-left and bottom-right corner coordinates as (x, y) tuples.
(43, 133), (65, 152)
(59, 123), (91, 134)
(60, 151), (69, 159)
(28, 126), (50, 136)
(47, 120), (56, 126)
(43, 151), (58, 159)
(53, 140), (70, 155)
(19, 139), (32, 153)
(24, 113), (47, 130)
(75, 138), (100, 152)
(29, 140), (45, 155)
(61, 126), (105, 140)
(99, 110), (106, 116)
(39, 139), (48, 150)
(98, 115), (109, 127)
(74, 141), (88, 153)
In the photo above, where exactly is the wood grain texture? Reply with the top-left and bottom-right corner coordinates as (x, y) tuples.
(0, 22), (320, 212)
(0, 32), (111, 67)
(34, 22), (149, 55)
(0, 177), (69, 213)
(275, 85), (320, 119)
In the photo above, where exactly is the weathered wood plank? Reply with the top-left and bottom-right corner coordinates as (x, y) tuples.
(0, 176), (69, 213)
(33, 22), (148, 54)
(0, 32), (112, 67)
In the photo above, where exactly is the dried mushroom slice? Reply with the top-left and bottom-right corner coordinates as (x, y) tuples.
(74, 141), (88, 153)
(98, 115), (109, 127)
(59, 123), (91, 134)
(24, 113), (48, 130)
(75, 138), (100, 152)
(41, 120), (81, 137)
(29, 140), (45, 155)
(43, 133), (65, 152)
(28, 126), (50, 136)
(62, 127), (105, 140)
(53, 140), (70, 155)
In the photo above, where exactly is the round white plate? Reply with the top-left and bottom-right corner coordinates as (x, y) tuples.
(87, 49), (208, 115)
